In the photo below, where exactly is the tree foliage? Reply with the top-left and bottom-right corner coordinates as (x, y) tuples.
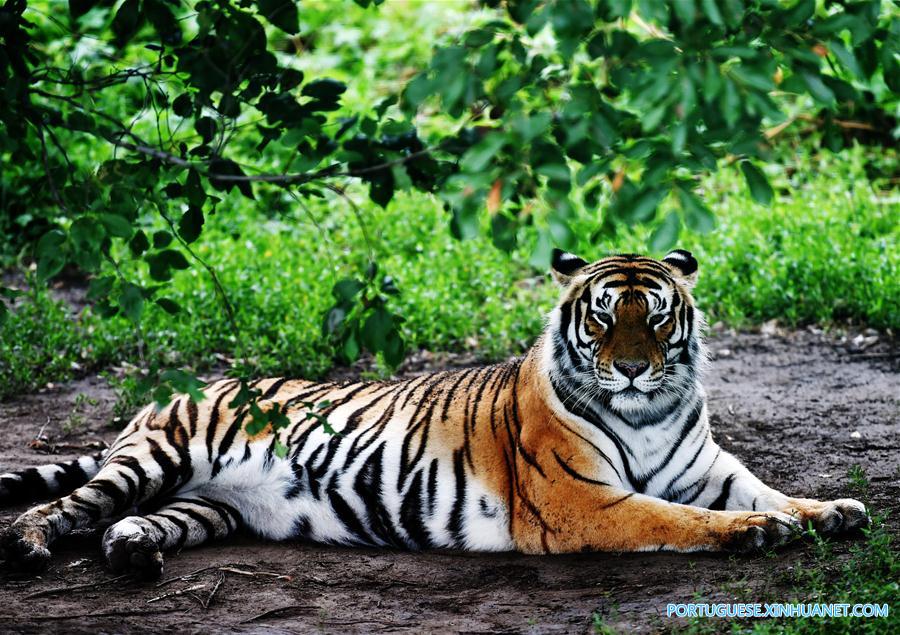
(0, 0), (896, 388)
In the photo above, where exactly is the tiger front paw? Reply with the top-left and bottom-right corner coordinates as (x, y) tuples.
(0, 525), (52, 573)
(792, 498), (869, 535)
(724, 511), (802, 553)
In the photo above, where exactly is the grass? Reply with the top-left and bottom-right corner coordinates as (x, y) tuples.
(1, 145), (896, 402)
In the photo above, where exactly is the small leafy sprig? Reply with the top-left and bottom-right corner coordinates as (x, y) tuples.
(228, 379), (337, 458)
(323, 262), (406, 369)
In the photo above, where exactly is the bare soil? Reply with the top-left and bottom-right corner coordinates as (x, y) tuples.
(0, 328), (897, 634)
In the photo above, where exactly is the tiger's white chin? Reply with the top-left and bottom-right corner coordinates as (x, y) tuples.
(609, 389), (652, 413)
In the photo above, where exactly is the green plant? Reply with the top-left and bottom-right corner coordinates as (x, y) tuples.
(1, 0), (896, 366)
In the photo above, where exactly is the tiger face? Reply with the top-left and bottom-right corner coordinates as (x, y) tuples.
(547, 249), (703, 417)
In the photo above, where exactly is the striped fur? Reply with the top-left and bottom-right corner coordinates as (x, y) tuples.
(0, 250), (867, 577)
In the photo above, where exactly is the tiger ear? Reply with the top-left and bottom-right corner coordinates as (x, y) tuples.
(550, 248), (589, 286)
(663, 249), (699, 288)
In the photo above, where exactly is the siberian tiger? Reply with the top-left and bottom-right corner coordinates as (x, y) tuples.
(0, 250), (868, 578)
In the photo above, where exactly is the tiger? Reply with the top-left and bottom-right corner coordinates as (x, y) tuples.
(0, 249), (868, 578)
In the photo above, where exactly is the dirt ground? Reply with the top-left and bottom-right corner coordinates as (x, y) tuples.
(0, 327), (897, 634)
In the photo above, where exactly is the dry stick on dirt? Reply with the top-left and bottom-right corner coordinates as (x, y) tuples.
(846, 352), (900, 360)
(218, 566), (293, 581)
(27, 439), (108, 454)
(201, 572), (226, 610)
(241, 604), (320, 623)
(24, 573), (132, 599)
(147, 583), (207, 604)
(155, 562), (255, 588)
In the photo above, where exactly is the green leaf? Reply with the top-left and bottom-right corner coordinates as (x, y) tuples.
(460, 133), (506, 173)
(302, 79), (347, 100)
(740, 161), (774, 205)
(649, 211), (681, 252)
(490, 214), (518, 252)
(323, 306), (347, 335)
(382, 330), (406, 368)
(258, 0), (299, 34)
(153, 231), (173, 248)
(146, 249), (190, 281)
(156, 297), (181, 314)
(332, 278), (365, 304)
(701, 0), (724, 26)
(730, 65), (774, 92)
(69, 0), (99, 19)
(70, 217), (105, 251)
(172, 93), (193, 117)
(185, 170), (206, 207)
(362, 307), (393, 352)
(160, 369), (206, 403)
(111, 0), (142, 46)
(783, 0), (814, 26)
(87, 276), (115, 301)
(548, 216), (576, 250)
(195, 117), (217, 143)
(342, 331), (360, 362)
(677, 187), (716, 233)
(280, 69), (304, 92)
(799, 70), (835, 104)
(209, 158), (254, 199)
(829, 41), (863, 79)
(535, 163), (571, 186)
(623, 187), (665, 223)
(160, 249), (190, 269)
(129, 230), (150, 256)
(530, 229), (554, 270)
(118, 283), (144, 323)
(511, 112), (552, 142)
(450, 205), (481, 241)
(35, 229), (67, 281)
(178, 207), (204, 243)
(218, 93), (240, 118)
(98, 213), (132, 238)
(672, 0), (696, 26)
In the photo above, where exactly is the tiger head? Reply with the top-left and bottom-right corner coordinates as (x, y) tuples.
(544, 249), (705, 418)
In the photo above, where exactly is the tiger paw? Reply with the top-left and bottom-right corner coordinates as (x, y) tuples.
(0, 525), (52, 572)
(725, 511), (802, 553)
(102, 519), (164, 580)
(798, 499), (869, 535)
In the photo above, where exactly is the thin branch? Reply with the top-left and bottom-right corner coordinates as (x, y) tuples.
(316, 181), (376, 259)
(156, 204), (239, 334)
(25, 574), (132, 599)
(35, 124), (68, 213)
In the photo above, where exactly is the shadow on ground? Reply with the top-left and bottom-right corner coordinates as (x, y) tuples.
(1, 329), (897, 634)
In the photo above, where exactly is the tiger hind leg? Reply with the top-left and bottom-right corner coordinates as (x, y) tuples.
(102, 495), (242, 578)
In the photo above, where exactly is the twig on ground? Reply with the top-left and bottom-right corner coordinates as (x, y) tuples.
(155, 562), (254, 588)
(202, 572), (226, 609)
(846, 352), (899, 361)
(241, 604), (319, 623)
(27, 439), (108, 455)
(25, 573), (131, 599)
(218, 566), (292, 581)
(147, 583), (207, 604)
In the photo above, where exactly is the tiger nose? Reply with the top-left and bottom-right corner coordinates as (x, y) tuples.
(614, 360), (650, 379)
